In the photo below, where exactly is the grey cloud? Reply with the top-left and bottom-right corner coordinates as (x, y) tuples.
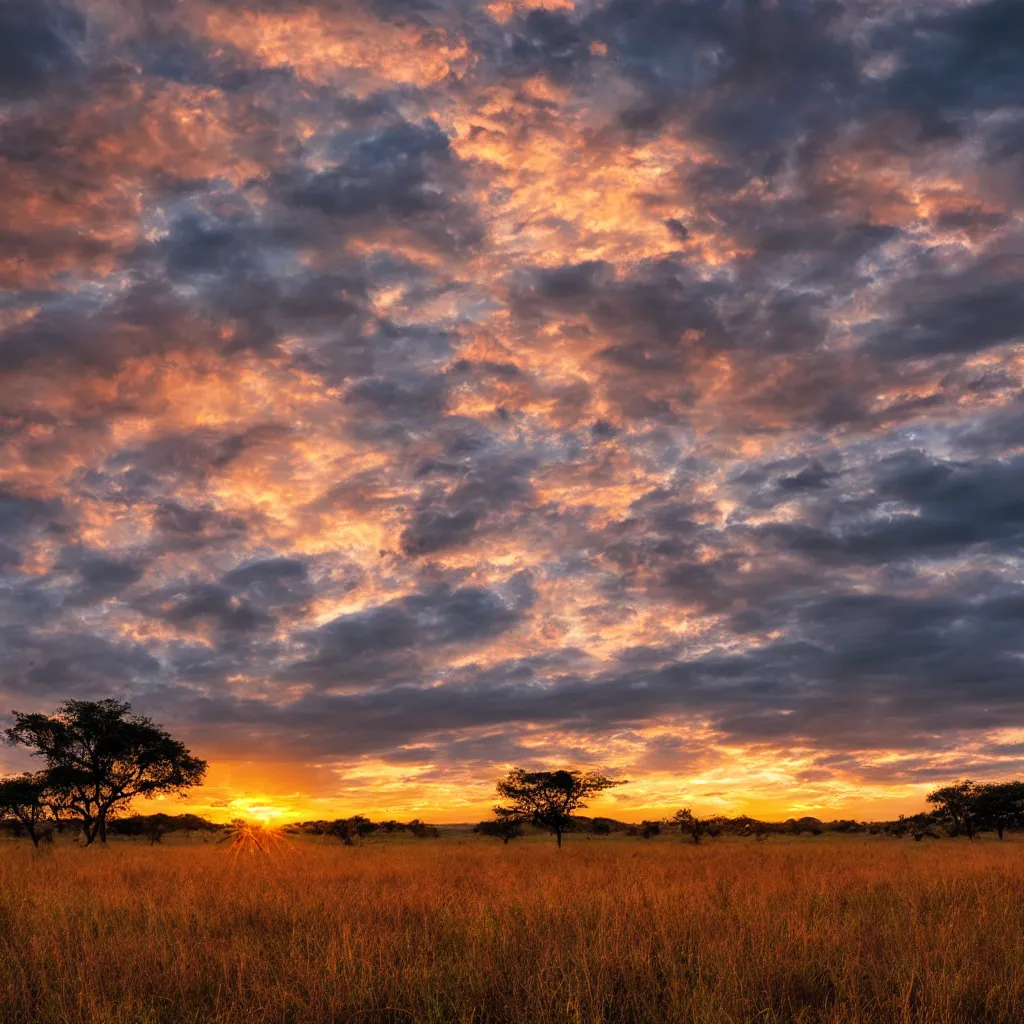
(158, 584), (275, 635)
(167, 577), (1024, 757)
(284, 119), (483, 254)
(0, 626), (162, 699)
(870, 257), (1024, 361)
(152, 502), (250, 550)
(0, 0), (84, 100)
(221, 557), (314, 612)
(760, 451), (1024, 566)
(292, 575), (535, 688)
(55, 550), (146, 606)
(0, 488), (65, 538)
(401, 454), (536, 555)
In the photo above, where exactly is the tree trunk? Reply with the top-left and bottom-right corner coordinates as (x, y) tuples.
(998, 825), (1005, 840)
(556, 829), (562, 848)
(82, 819), (97, 846)
(98, 815), (108, 844)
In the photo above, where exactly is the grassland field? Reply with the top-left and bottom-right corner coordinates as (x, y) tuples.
(1, 830), (1023, 1024)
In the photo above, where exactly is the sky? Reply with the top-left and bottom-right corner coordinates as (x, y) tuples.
(0, 0), (1022, 825)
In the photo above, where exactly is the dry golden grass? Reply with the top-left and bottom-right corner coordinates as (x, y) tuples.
(1, 835), (1023, 1023)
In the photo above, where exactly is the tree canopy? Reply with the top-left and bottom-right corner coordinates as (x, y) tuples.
(475, 807), (525, 845)
(671, 808), (723, 844)
(6, 699), (207, 845)
(928, 780), (1024, 840)
(495, 768), (625, 847)
(0, 772), (55, 847)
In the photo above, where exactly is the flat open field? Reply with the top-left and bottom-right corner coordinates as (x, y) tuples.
(2, 835), (1023, 1024)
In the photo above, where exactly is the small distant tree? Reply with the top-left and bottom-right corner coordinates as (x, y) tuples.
(109, 813), (159, 842)
(882, 814), (910, 839)
(109, 812), (218, 843)
(927, 781), (984, 839)
(475, 808), (525, 845)
(787, 817), (824, 836)
(495, 768), (625, 848)
(146, 816), (169, 845)
(6, 699), (208, 845)
(328, 815), (378, 846)
(0, 773), (53, 847)
(975, 782), (1024, 840)
(733, 817), (777, 840)
(173, 813), (220, 841)
(671, 808), (720, 844)
(407, 819), (440, 838)
(639, 820), (661, 839)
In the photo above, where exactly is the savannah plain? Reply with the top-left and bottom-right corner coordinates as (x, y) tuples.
(2, 833), (1023, 1024)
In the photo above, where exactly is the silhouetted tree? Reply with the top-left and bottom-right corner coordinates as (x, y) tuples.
(173, 813), (221, 840)
(0, 772), (54, 847)
(43, 784), (71, 833)
(6, 699), (208, 845)
(327, 815), (378, 845)
(788, 817), (824, 836)
(146, 817), (168, 845)
(495, 768), (625, 848)
(671, 808), (720, 844)
(877, 812), (940, 840)
(830, 819), (867, 834)
(975, 781), (1024, 840)
(639, 820), (661, 839)
(882, 814), (910, 839)
(927, 780), (984, 839)
(407, 819), (440, 838)
(475, 808), (525, 844)
(143, 811), (168, 843)
(108, 812), (219, 842)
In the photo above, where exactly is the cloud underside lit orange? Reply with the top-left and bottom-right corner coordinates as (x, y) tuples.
(0, 0), (1022, 822)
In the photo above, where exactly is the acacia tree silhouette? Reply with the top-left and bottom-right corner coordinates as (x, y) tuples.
(974, 782), (1024, 840)
(0, 772), (53, 847)
(671, 808), (721, 844)
(928, 780), (1024, 840)
(495, 768), (625, 847)
(6, 699), (207, 845)
(474, 807), (525, 844)
(927, 781), (984, 839)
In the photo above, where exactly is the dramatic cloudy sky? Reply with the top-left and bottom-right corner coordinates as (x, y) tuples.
(0, 0), (1022, 822)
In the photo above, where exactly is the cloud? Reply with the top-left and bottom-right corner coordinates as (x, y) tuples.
(292, 573), (535, 688)
(1, 0), (1023, 815)
(0, 0), (83, 100)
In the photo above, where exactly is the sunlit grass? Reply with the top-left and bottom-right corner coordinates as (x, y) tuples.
(221, 818), (290, 859)
(1, 835), (1023, 1023)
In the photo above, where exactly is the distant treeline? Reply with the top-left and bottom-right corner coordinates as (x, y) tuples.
(472, 772), (1024, 846)
(0, 812), (221, 845)
(286, 818), (442, 843)
(2, 701), (1022, 849)
(6, 796), (1023, 848)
